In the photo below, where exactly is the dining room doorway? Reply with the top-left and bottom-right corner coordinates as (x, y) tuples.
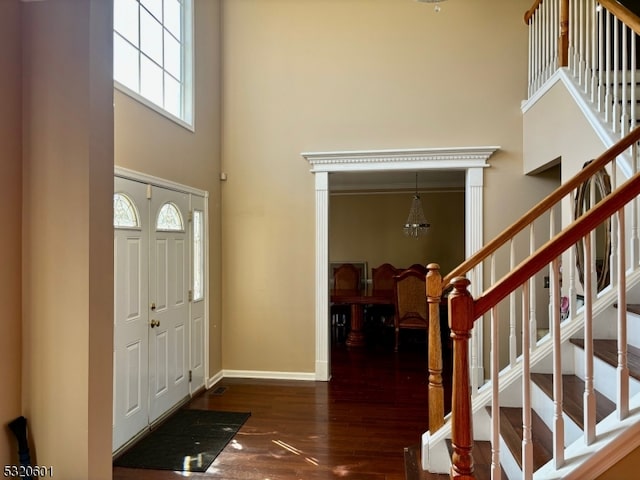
(303, 146), (499, 381)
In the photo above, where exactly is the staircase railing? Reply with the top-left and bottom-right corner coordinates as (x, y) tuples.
(525, 0), (640, 136)
(426, 124), (640, 478)
(420, 3), (640, 477)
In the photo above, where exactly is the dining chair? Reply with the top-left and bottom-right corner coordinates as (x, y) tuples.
(407, 263), (428, 276)
(369, 263), (398, 329)
(331, 263), (362, 343)
(333, 263), (361, 291)
(393, 268), (428, 352)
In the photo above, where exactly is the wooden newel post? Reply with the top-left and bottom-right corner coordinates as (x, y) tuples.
(426, 263), (444, 433)
(448, 276), (475, 480)
(559, 0), (569, 67)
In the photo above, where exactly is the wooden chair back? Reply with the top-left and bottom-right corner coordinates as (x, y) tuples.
(393, 268), (428, 351)
(371, 263), (398, 293)
(333, 263), (361, 292)
(407, 263), (428, 276)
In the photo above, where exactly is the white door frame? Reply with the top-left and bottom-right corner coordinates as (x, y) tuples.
(114, 166), (210, 412)
(302, 147), (499, 383)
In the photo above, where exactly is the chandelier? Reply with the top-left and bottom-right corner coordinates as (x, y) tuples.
(416, 0), (447, 12)
(403, 172), (430, 238)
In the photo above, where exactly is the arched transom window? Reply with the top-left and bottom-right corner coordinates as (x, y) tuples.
(113, 192), (140, 228)
(156, 202), (184, 231)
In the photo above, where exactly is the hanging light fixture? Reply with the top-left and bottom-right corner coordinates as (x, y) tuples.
(403, 172), (430, 238)
(416, 0), (447, 12)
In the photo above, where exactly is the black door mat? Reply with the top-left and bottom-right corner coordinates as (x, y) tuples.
(113, 409), (251, 472)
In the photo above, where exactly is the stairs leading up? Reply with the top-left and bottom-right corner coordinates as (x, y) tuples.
(498, 406), (553, 474)
(570, 338), (640, 382)
(407, 318), (640, 479)
(530, 373), (616, 427)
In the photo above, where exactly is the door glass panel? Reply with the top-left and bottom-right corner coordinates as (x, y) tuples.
(193, 209), (204, 301)
(114, 193), (140, 228)
(156, 202), (184, 231)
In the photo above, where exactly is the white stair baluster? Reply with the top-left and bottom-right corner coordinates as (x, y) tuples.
(551, 256), (565, 468)
(522, 280), (533, 480)
(584, 233), (596, 445)
(491, 304), (501, 480)
(509, 239), (517, 366)
(617, 207), (629, 420)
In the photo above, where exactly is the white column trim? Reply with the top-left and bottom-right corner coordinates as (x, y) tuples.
(314, 172), (330, 381)
(303, 146), (498, 381)
(467, 167), (486, 388)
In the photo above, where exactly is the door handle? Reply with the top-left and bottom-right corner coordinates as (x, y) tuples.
(150, 319), (161, 328)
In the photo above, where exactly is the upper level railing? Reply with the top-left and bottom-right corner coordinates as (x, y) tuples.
(526, 0), (640, 137)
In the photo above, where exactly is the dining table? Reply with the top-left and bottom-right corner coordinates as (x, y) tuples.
(330, 287), (395, 347)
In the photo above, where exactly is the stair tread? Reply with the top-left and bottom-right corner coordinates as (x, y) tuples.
(570, 338), (640, 381)
(531, 373), (616, 427)
(496, 406), (553, 472)
(613, 303), (640, 315)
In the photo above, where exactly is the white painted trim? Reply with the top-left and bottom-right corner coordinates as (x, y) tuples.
(521, 68), (632, 178)
(207, 370), (224, 389)
(303, 146), (499, 384)
(222, 370), (317, 382)
(303, 146), (498, 172)
(114, 166), (208, 197)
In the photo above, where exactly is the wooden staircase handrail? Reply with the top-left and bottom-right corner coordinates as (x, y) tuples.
(474, 169), (640, 319)
(523, 0), (544, 25)
(599, 0), (640, 36)
(442, 126), (640, 288)
(525, 0), (640, 35)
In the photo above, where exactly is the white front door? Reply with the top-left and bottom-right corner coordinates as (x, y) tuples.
(148, 186), (190, 423)
(113, 177), (150, 451)
(113, 175), (207, 452)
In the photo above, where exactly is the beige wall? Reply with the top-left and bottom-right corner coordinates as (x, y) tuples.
(0, 0), (22, 465)
(523, 81), (606, 178)
(330, 191), (465, 277)
(221, 0), (560, 374)
(20, 0), (113, 477)
(114, 0), (223, 375)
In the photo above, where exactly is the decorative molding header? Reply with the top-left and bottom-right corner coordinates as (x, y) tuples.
(302, 146), (500, 173)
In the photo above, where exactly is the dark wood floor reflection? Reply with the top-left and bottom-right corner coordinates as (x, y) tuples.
(112, 329), (451, 480)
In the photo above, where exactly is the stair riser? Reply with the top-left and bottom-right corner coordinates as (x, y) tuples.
(499, 435), (521, 480)
(572, 344), (640, 403)
(588, 306), (640, 350)
(531, 381), (582, 446)
(629, 311), (640, 348)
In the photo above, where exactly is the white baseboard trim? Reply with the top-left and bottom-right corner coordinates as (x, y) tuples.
(222, 369), (317, 381)
(206, 370), (224, 389)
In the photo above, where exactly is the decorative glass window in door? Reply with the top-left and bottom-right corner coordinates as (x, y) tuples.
(192, 209), (204, 301)
(156, 202), (184, 231)
(113, 192), (140, 228)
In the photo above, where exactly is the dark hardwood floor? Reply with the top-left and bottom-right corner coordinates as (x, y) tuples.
(113, 327), (451, 480)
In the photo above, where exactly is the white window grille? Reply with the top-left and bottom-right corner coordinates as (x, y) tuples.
(114, 0), (194, 128)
